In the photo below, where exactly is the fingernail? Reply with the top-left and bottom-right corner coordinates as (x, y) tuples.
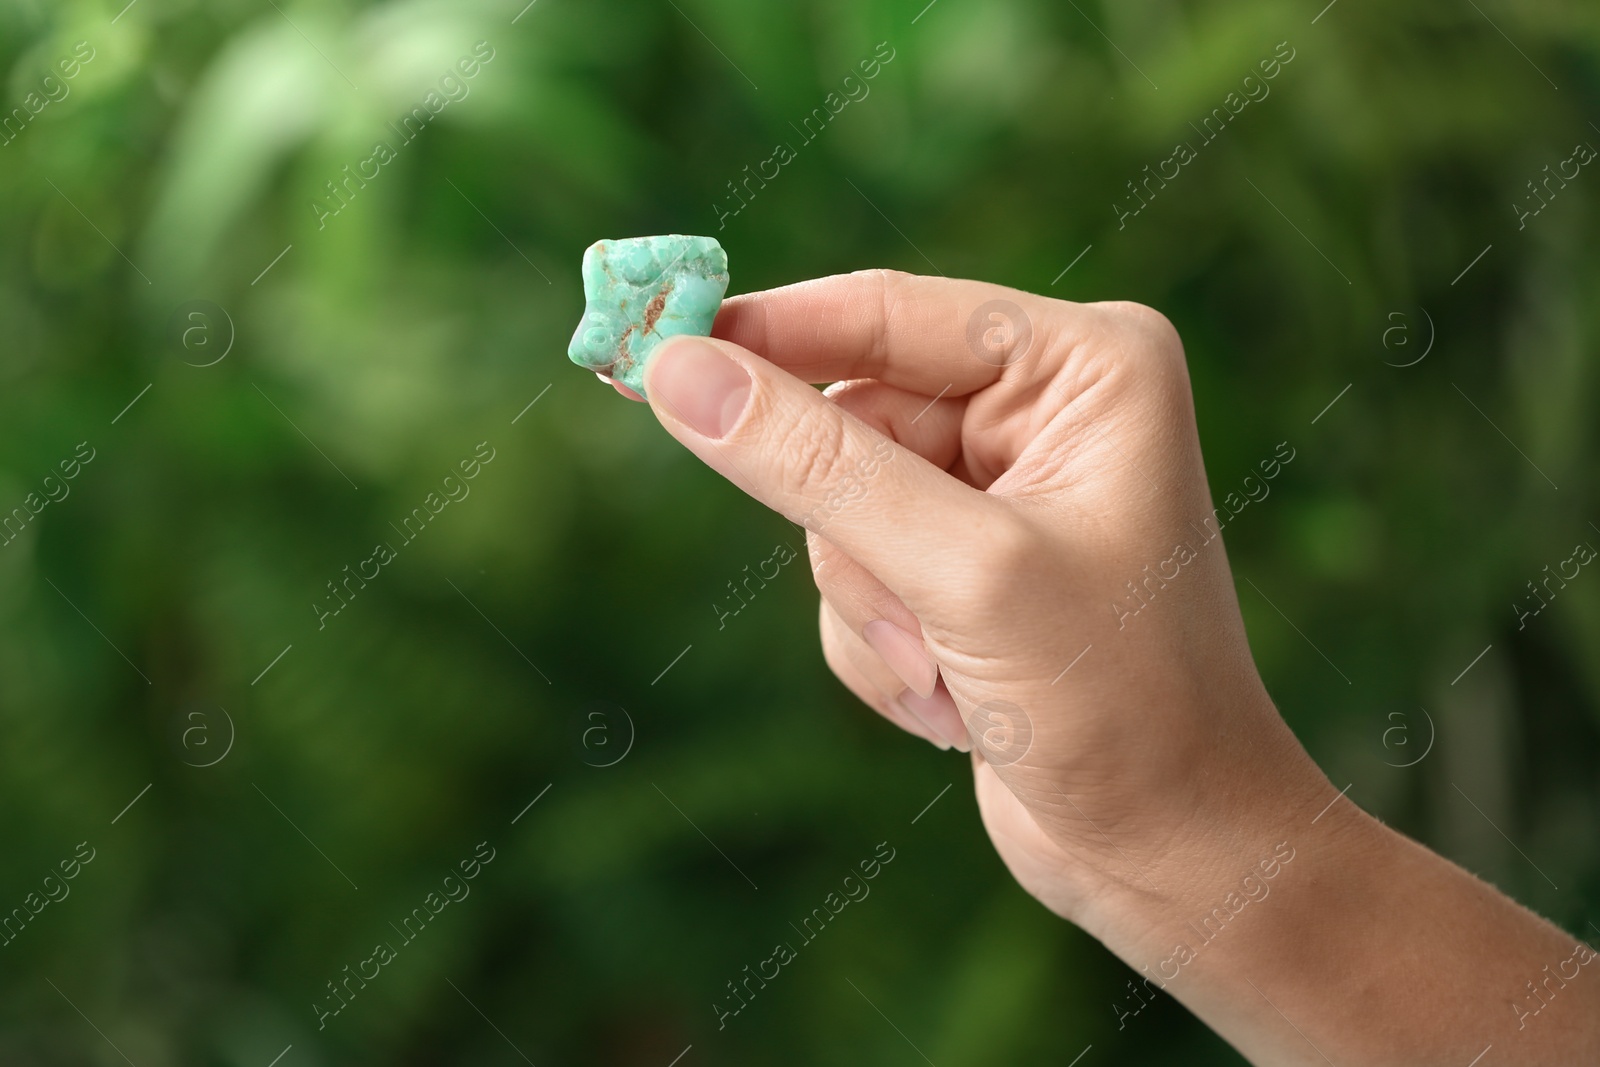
(863, 620), (938, 699)
(886, 696), (950, 750)
(646, 337), (751, 439)
(896, 687), (970, 753)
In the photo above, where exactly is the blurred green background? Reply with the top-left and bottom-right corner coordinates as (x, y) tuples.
(1, 0), (1598, 1063)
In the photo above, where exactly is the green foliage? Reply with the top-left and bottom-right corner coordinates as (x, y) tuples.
(0, 0), (1597, 1063)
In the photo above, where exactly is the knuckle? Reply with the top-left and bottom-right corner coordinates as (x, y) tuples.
(858, 268), (916, 375)
(855, 266), (918, 295)
(988, 513), (1049, 579)
(1089, 301), (1192, 407)
(950, 512), (1053, 616)
(1104, 301), (1186, 367)
(779, 401), (854, 507)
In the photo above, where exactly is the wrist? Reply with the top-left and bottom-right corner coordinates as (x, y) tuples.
(1057, 683), (1343, 949)
(1055, 725), (1600, 1065)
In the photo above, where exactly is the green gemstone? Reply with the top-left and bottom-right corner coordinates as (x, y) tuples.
(566, 235), (730, 397)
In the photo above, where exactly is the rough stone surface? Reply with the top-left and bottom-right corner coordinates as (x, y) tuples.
(566, 235), (730, 397)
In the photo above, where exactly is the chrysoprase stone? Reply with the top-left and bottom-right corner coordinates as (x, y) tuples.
(566, 235), (730, 397)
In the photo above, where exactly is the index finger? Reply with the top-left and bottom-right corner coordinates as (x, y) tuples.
(711, 269), (1063, 396)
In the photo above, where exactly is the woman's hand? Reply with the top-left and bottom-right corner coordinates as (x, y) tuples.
(627, 270), (1600, 1066)
(634, 269), (1324, 919)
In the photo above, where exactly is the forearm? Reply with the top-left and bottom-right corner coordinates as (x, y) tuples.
(1071, 696), (1600, 1065)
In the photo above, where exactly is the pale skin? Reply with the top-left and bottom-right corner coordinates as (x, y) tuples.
(601, 270), (1600, 1064)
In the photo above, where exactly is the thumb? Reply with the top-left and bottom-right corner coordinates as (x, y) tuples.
(641, 334), (1011, 608)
